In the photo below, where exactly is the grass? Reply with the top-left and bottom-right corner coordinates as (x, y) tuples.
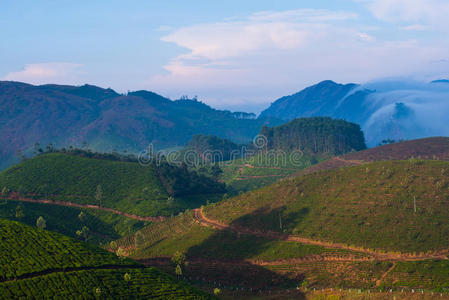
(0, 200), (146, 245)
(205, 160), (449, 253)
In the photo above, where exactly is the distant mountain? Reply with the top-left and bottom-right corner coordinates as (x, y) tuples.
(260, 79), (449, 146)
(0, 81), (282, 169)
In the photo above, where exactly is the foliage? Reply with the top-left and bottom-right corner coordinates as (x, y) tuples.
(260, 117), (366, 154)
(36, 216), (46, 229)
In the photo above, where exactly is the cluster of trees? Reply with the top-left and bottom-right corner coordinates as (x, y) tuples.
(259, 117), (367, 155)
(185, 134), (242, 162)
(156, 161), (225, 196)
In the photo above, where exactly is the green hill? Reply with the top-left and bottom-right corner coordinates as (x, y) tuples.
(0, 152), (224, 216)
(205, 160), (449, 253)
(0, 200), (145, 245)
(0, 219), (212, 299)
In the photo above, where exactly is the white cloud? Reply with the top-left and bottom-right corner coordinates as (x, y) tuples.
(148, 8), (448, 110)
(2, 62), (83, 85)
(361, 0), (449, 27)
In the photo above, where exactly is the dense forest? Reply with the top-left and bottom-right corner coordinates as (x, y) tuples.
(259, 117), (366, 155)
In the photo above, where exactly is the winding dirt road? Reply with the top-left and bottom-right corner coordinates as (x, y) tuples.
(193, 207), (449, 261)
(6, 194), (165, 222)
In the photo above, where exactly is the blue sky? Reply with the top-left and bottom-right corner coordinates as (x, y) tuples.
(1, 0), (449, 112)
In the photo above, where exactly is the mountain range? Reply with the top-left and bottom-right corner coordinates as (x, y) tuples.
(2, 78), (449, 169)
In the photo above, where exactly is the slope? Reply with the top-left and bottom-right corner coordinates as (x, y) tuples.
(0, 152), (224, 217)
(0, 219), (212, 299)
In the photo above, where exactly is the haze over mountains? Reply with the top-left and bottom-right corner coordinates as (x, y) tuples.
(1, 78), (449, 169)
(262, 79), (449, 146)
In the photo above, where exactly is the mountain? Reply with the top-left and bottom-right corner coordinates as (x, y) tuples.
(0, 219), (212, 299)
(259, 79), (449, 146)
(0, 81), (282, 170)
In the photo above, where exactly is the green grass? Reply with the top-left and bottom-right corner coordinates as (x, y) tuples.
(0, 268), (213, 299)
(0, 200), (145, 245)
(205, 160), (449, 253)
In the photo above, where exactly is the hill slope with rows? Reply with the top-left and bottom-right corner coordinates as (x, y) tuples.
(205, 160), (449, 253)
(0, 152), (224, 216)
(0, 219), (212, 299)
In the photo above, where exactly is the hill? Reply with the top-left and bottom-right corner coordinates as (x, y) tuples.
(259, 80), (449, 146)
(0, 219), (212, 299)
(0, 152), (224, 217)
(0, 81), (283, 170)
(297, 137), (449, 176)
(259, 117), (366, 154)
(205, 160), (449, 253)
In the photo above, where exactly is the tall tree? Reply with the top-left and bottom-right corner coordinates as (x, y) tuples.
(36, 216), (46, 229)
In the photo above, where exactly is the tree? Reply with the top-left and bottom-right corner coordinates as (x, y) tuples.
(213, 288), (221, 296)
(134, 231), (145, 249)
(36, 216), (46, 229)
(109, 241), (118, 250)
(116, 247), (126, 259)
(78, 211), (86, 223)
(95, 185), (103, 207)
(76, 226), (89, 242)
(1, 187), (8, 197)
(171, 251), (188, 276)
(124, 273), (131, 282)
(15, 205), (24, 219)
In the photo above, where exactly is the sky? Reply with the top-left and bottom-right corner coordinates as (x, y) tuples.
(1, 0), (449, 113)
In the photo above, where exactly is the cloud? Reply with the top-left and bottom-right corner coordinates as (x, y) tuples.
(2, 62), (83, 85)
(361, 0), (449, 27)
(149, 8), (449, 111)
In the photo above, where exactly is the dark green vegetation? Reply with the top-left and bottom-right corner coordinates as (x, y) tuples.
(0, 268), (212, 300)
(0, 200), (144, 244)
(0, 219), (212, 299)
(0, 152), (224, 216)
(0, 81), (282, 170)
(260, 117), (366, 154)
(206, 160), (449, 253)
(0, 219), (135, 280)
(184, 134), (242, 162)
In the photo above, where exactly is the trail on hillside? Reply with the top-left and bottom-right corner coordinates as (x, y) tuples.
(0, 264), (144, 283)
(6, 194), (165, 222)
(193, 208), (449, 261)
(376, 262), (397, 286)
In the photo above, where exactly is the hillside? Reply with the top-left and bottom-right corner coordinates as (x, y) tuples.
(0, 81), (283, 170)
(297, 137), (449, 176)
(259, 117), (366, 154)
(205, 160), (449, 253)
(0, 219), (211, 299)
(0, 152), (224, 217)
